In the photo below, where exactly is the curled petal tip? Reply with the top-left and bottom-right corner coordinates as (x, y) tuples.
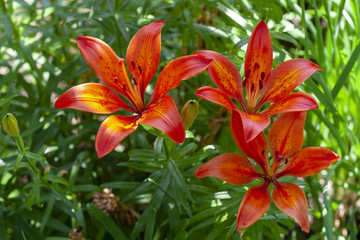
(312, 62), (322, 71)
(76, 36), (86, 41)
(154, 20), (165, 25)
(194, 168), (202, 178)
(77, 36), (101, 47)
(97, 151), (106, 159)
(313, 101), (319, 109)
(54, 98), (62, 109)
(258, 20), (267, 27)
(333, 153), (341, 162)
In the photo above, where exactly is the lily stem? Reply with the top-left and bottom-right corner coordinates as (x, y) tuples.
(15, 135), (40, 177)
(163, 138), (171, 160)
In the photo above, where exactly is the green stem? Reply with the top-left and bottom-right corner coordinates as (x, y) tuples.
(15, 135), (40, 177)
(14, 135), (25, 155)
(163, 138), (170, 160)
(24, 153), (40, 177)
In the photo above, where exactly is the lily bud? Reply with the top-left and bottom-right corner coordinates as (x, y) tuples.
(2, 113), (20, 138)
(180, 100), (199, 130)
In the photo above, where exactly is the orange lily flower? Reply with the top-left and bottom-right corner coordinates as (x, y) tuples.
(195, 111), (340, 232)
(55, 21), (212, 158)
(194, 20), (321, 142)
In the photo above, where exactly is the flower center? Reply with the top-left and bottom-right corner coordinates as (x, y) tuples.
(265, 174), (276, 182)
(243, 62), (266, 114)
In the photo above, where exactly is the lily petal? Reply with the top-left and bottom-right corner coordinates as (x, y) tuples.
(261, 92), (318, 116)
(231, 110), (269, 174)
(96, 115), (139, 158)
(194, 153), (262, 185)
(77, 37), (133, 100)
(150, 54), (212, 105)
(195, 86), (237, 111)
(277, 147), (341, 178)
(126, 21), (164, 98)
(272, 182), (310, 233)
(139, 95), (185, 143)
(194, 50), (245, 106)
(236, 110), (270, 142)
(268, 111), (306, 164)
(244, 20), (273, 105)
(55, 83), (136, 113)
(236, 182), (271, 230)
(259, 59), (322, 104)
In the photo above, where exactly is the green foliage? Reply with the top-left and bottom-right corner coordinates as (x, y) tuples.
(1, 0), (359, 239)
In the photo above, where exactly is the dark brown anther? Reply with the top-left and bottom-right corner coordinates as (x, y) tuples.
(131, 60), (136, 69)
(246, 69), (251, 78)
(261, 150), (265, 155)
(254, 62), (260, 70)
(251, 83), (255, 92)
(284, 159), (289, 164)
(114, 77), (118, 84)
(123, 84), (126, 91)
(133, 77), (137, 85)
(138, 66), (142, 74)
(242, 79), (247, 87)
(259, 80), (263, 90)
(261, 72), (265, 80)
(76, 226), (83, 233)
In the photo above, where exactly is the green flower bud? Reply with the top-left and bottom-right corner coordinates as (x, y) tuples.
(2, 113), (20, 137)
(180, 100), (199, 130)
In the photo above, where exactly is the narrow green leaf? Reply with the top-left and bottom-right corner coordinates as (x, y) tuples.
(185, 130), (195, 139)
(74, 209), (86, 234)
(88, 204), (128, 240)
(176, 142), (197, 159)
(45, 175), (70, 188)
(114, 12), (130, 43)
(174, 231), (188, 240)
(331, 41), (360, 99)
(130, 170), (170, 239)
(0, 94), (18, 108)
(3, 15), (13, 44)
(26, 188), (35, 210)
(167, 159), (193, 216)
(144, 210), (156, 240)
(40, 194), (56, 233)
(15, 153), (23, 170)
(154, 137), (163, 161)
(45, 238), (71, 240)
(350, 207), (360, 240)
(305, 79), (336, 115)
(0, 211), (6, 240)
(101, 181), (140, 190)
(323, 159), (343, 240)
(313, 109), (347, 154)
(50, 187), (75, 209)
(129, 149), (156, 162)
(72, 184), (101, 192)
(300, 0), (309, 59)
(117, 162), (161, 172)
(312, 0), (325, 67)
(122, 171), (163, 202)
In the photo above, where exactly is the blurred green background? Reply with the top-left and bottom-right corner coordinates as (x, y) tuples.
(0, 0), (359, 239)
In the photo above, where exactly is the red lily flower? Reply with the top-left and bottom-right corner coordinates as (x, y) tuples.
(194, 20), (321, 142)
(195, 111), (340, 232)
(55, 21), (212, 158)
